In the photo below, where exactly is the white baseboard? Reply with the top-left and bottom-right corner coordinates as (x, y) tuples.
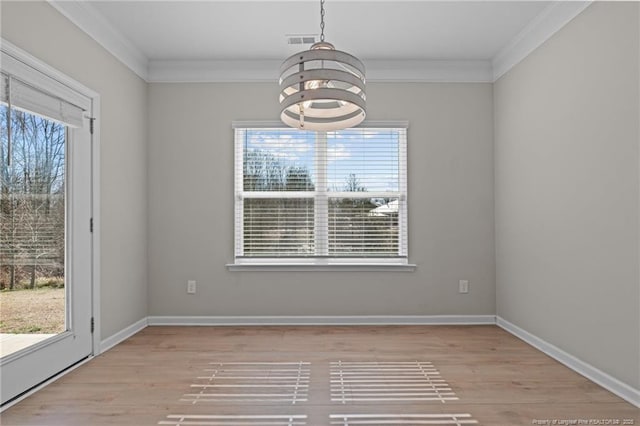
(147, 315), (496, 326)
(497, 316), (640, 408)
(99, 317), (148, 354)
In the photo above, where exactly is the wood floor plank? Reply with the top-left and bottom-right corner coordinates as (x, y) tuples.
(1, 325), (638, 426)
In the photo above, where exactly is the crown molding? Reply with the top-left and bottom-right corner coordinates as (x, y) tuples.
(48, 0), (149, 81)
(492, 1), (592, 81)
(147, 59), (281, 83)
(48, 0), (591, 84)
(147, 58), (493, 83)
(365, 59), (493, 83)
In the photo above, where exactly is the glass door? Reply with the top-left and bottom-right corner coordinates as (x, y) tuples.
(0, 61), (94, 405)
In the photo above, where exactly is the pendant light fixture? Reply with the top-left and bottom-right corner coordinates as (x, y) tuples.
(279, 0), (366, 131)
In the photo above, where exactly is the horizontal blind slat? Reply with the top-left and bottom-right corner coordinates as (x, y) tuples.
(235, 128), (407, 259)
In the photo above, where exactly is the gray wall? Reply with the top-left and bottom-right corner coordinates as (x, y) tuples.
(1, 2), (149, 339)
(494, 2), (640, 389)
(148, 83), (495, 316)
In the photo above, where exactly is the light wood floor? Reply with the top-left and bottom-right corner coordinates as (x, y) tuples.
(1, 325), (638, 425)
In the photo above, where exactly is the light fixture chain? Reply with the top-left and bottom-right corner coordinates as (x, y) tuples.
(319, 0), (325, 42)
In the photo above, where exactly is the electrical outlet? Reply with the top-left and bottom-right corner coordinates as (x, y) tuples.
(459, 280), (469, 294)
(187, 280), (196, 294)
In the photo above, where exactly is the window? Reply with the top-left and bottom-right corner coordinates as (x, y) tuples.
(233, 123), (409, 268)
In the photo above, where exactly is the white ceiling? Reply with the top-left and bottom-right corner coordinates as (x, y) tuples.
(49, 0), (592, 82)
(89, 1), (549, 61)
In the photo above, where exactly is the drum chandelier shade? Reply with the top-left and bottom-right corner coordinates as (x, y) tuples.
(279, 0), (366, 131)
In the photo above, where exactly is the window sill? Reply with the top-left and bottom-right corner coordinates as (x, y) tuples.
(226, 263), (417, 272)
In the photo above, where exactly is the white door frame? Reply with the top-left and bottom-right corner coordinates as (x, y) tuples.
(0, 38), (101, 401)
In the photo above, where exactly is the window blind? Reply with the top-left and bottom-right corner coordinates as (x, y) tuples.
(1, 72), (85, 128)
(235, 126), (408, 261)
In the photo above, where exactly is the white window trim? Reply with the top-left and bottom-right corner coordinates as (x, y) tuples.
(229, 121), (414, 272)
(228, 255), (417, 272)
(226, 262), (417, 272)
